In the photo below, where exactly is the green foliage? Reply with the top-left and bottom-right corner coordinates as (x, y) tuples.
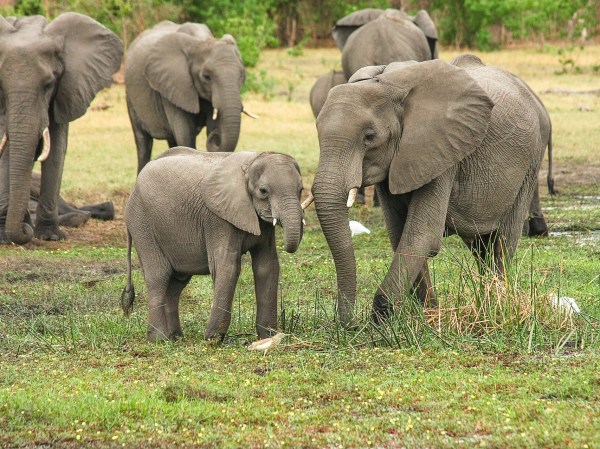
(430, 0), (598, 50)
(176, 0), (279, 67)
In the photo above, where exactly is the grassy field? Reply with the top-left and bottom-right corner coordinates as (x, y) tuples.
(1, 45), (599, 448)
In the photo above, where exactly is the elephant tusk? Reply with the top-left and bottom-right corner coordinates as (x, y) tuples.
(301, 192), (314, 210)
(273, 218), (277, 227)
(212, 108), (218, 121)
(242, 108), (259, 119)
(0, 133), (7, 156)
(347, 187), (358, 208)
(302, 218), (306, 226)
(37, 128), (51, 162)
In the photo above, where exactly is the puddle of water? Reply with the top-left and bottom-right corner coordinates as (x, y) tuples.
(550, 230), (600, 244)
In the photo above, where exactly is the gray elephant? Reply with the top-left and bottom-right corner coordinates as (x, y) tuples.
(308, 55), (552, 325)
(125, 21), (255, 174)
(0, 14), (123, 245)
(333, 8), (438, 80)
(309, 70), (346, 118)
(121, 147), (306, 342)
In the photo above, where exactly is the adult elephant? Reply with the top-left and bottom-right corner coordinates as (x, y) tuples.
(333, 8), (438, 80)
(0, 14), (123, 245)
(308, 55), (552, 325)
(125, 21), (255, 174)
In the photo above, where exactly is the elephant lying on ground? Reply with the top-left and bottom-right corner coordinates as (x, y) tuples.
(122, 148), (306, 341)
(125, 21), (256, 174)
(28, 173), (114, 228)
(0, 14), (123, 244)
(308, 55), (553, 325)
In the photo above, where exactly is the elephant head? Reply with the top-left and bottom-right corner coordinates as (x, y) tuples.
(144, 27), (246, 153)
(0, 13), (123, 244)
(200, 152), (304, 253)
(332, 8), (438, 59)
(312, 60), (492, 324)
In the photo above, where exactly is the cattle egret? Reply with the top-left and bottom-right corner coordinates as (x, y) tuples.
(247, 332), (288, 354)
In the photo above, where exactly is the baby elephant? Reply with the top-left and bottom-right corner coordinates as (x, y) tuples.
(121, 147), (305, 341)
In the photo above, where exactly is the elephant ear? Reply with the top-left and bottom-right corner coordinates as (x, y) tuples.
(412, 10), (438, 59)
(0, 15), (17, 33)
(199, 152), (261, 236)
(332, 8), (383, 50)
(145, 32), (201, 114)
(378, 60), (494, 195)
(45, 13), (123, 124)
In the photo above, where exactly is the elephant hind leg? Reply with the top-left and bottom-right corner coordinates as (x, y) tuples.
(164, 275), (191, 339)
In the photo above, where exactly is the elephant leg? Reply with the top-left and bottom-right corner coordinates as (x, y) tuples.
(146, 277), (171, 342)
(57, 195), (90, 227)
(526, 182), (548, 237)
(35, 122), (68, 241)
(204, 254), (242, 340)
(373, 171), (454, 321)
(250, 236), (280, 339)
(127, 99), (154, 174)
(464, 232), (498, 275)
(78, 202), (115, 221)
(0, 150), (10, 243)
(164, 275), (191, 339)
(163, 100), (197, 149)
(414, 262), (436, 307)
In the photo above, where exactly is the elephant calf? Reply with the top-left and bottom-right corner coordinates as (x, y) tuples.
(121, 148), (305, 342)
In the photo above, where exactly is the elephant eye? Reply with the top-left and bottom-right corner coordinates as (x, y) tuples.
(364, 129), (377, 144)
(259, 187), (269, 197)
(200, 72), (211, 82)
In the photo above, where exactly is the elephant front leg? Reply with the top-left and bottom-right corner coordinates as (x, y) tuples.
(250, 237), (280, 339)
(204, 253), (242, 340)
(35, 122), (68, 241)
(373, 173), (453, 322)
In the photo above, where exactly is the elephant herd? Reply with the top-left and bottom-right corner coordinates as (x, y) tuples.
(0, 10), (557, 342)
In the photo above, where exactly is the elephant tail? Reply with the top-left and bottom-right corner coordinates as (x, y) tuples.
(120, 230), (136, 316)
(546, 123), (557, 195)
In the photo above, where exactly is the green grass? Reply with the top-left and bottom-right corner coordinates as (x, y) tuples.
(1, 45), (600, 448)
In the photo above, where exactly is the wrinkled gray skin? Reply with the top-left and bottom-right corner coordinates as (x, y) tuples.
(312, 55), (552, 325)
(309, 70), (346, 118)
(0, 14), (123, 245)
(125, 21), (247, 173)
(28, 172), (114, 228)
(333, 8), (438, 80)
(122, 148), (305, 342)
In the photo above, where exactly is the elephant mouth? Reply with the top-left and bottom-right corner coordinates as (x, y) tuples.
(259, 213), (279, 227)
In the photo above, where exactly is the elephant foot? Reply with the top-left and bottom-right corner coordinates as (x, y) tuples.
(204, 328), (227, 342)
(59, 211), (91, 228)
(371, 293), (394, 324)
(527, 216), (548, 237)
(0, 228), (10, 244)
(34, 224), (66, 241)
(79, 201), (115, 221)
(147, 326), (175, 342)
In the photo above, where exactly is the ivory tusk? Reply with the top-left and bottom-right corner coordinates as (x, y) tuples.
(302, 219), (306, 226)
(273, 218), (277, 227)
(212, 108), (218, 121)
(301, 192), (314, 210)
(0, 133), (7, 156)
(37, 128), (51, 162)
(242, 108), (259, 119)
(347, 187), (358, 208)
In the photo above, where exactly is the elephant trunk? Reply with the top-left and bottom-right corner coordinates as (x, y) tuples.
(208, 85), (242, 153)
(278, 198), (304, 254)
(312, 171), (357, 326)
(5, 126), (40, 245)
